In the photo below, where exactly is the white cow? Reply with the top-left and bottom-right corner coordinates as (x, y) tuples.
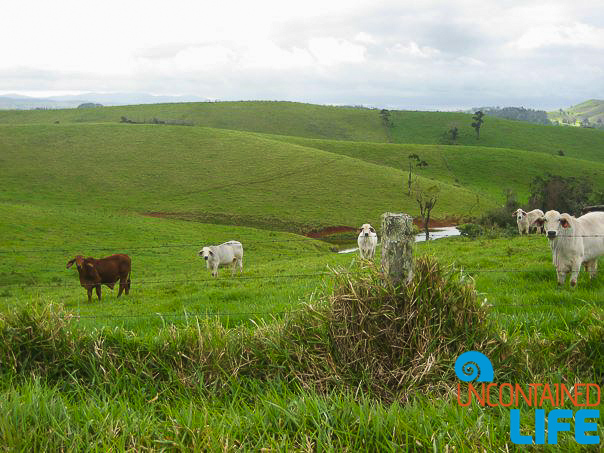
(357, 224), (378, 260)
(541, 210), (560, 263)
(198, 241), (244, 277)
(537, 211), (604, 287)
(513, 208), (545, 235)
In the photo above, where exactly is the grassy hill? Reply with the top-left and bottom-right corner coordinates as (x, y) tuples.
(548, 99), (604, 128)
(0, 123), (485, 232)
(263, 135), (604, 202)
(1, 101), (604, 162)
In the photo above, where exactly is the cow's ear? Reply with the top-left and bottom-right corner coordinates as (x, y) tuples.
(66, 258), (75, 269)
(86, 262), (94, 268)
(535, 218), (544, 226)
(560, 218), (570, 228)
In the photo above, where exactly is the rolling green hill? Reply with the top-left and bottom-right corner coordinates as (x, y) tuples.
(263, 135), (604, 201)
(1, 100), (603, 232)
(1, 101), (603, 163)
(0, 123), (484, 232)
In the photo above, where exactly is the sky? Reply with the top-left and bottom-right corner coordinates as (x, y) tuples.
(1, 0), (603, 110)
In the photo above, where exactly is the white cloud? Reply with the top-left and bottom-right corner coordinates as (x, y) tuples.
(307, 38), (366, 66)
(390, 41), (441, 59)
(511, 22), (604, 50)
(354, 32), (378, 45)
(0, 0), (603, 109)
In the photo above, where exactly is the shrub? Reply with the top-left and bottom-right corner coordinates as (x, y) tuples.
(457, 223), (483, 238)
(327, 257), (507, 400)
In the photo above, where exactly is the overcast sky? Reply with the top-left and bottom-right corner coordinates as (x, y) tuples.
(1, 0), (603, 110)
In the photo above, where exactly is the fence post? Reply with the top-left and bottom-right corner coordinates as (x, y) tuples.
(380, 212), (414, 285)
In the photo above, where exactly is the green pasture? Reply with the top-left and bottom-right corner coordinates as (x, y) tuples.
(0, 123), (487, 230)
(2, 200), (602, 335)
(1, 101), (604, 162)
(0, 209), (602, 449)
(263, 135), (604, 202)
(1, 100), (603, 450)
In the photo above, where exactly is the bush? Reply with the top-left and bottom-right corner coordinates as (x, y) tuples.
(458, 223), (483, 238)
(477, 189), (518, 229)
(327, 257), (506, 400)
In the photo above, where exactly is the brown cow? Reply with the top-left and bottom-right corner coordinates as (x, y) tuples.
(66, 254), (131, 302)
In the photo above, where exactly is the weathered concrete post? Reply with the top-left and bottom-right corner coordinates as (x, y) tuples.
(380, 212), (414, 286)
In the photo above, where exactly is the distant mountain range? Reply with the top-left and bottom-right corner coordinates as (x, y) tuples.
(0, 93), (207, 110)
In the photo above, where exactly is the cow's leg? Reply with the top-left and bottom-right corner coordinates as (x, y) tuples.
(584, 260), (598, 279)
(212, 264), (218, 278)
(569, 262), (581, 287)
(86, 286), (93, 303)
(95, 284), (102, 301)
(118, 278), (125, 297)
(556, 269), (567, 286)
(231, 258), (237, 276)
(238, 257), (244, 275)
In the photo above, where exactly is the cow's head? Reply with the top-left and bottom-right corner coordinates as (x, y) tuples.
(66, 255), (86, 270)
(513, 208), (527, 221)
(359, 223), (377, 238)
(198, 247), (213, 261)
(67, 255), (97, 275)
(534, 210), (570, 240)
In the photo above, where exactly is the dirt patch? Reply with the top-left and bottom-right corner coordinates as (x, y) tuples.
(414, 217), (461, 229)
(143, 212), (462, 236)
(142, 211), (312, 234)
(305, 226), (357, 238)
(145, 212), (174, 219)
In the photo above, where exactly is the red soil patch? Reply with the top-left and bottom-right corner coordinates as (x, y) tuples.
(305, 226), (357, 238)
(413, 217), (460, 229)
(146, 212), (173, 219)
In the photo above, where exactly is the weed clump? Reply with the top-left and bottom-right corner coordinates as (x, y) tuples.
(327, 256), (502, 400)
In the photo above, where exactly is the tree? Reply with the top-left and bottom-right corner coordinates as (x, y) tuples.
(406, 154), (428, 195)
(471, 110), (484, 139)
(407, 154), (419, 195)
(415, 184), (440, 241)
(450, 126), (459, 144)
(528, 173), (592, 216)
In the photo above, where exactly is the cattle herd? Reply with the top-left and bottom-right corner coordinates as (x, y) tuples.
(517, 209), (604, 287)
(66, 213), (604, 302)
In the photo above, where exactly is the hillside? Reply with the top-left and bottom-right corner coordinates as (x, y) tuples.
(548, 99), (604, 128)
(262, 135), (604, 201)
(0, 123), (485, 232)
(1, 101), (604, 163)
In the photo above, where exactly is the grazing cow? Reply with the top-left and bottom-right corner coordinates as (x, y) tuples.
(198, 241), (243, 277)
(66, 254), (131, 302)
(535, 211), (604, 287)
(513, 208), (545, 235)
(357, 223), (378, 260)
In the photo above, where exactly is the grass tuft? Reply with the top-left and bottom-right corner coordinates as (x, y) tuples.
(327, 256), (508, 400)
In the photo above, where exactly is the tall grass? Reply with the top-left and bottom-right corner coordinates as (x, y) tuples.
(0, 254), (601, 449)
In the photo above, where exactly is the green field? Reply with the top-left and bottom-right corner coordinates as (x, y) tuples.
(0, 101), (603, 450)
